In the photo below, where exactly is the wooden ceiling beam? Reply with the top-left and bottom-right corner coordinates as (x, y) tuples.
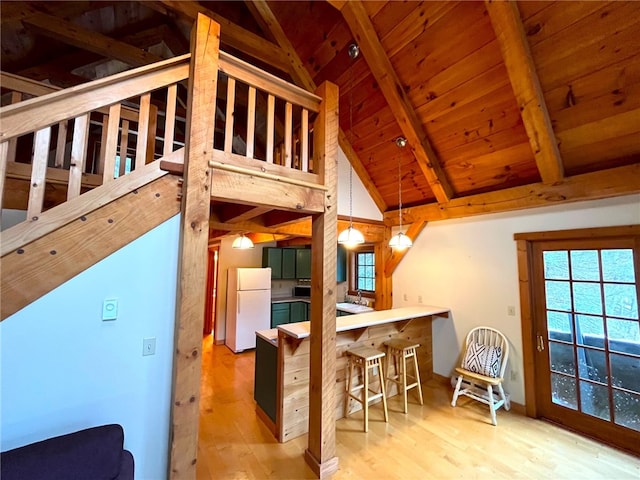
(148, 1), (290, 73)
(247, 0), (386, 214)
(340, 0), (454, 204)
(384, 163), (640, 225)
(22, 13), (164, 68)
(384, 220), (428, 276)
(216, 204), (272, 224)
(486, 0), (564, 185)
(209, 216), (384, 243)
(263, 210), (311, 228)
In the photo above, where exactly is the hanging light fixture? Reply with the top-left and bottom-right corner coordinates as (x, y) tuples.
(338, 43), (365, 248)
(232, 234), (254, 249)
(389, 137), (413, 251)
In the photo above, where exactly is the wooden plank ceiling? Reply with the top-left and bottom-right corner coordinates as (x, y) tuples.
(2, 1), (639, 240)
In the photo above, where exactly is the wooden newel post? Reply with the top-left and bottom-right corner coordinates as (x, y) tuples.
(169, 13), (220, 480)
(305, 81), (340, 478)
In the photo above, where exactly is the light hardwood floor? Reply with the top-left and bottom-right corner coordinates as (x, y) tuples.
(196, 337), (640, 479)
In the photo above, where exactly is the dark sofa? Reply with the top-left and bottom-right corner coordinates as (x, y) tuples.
(1, 424), (134, 480)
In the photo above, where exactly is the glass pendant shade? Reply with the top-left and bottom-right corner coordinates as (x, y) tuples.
(337, 226), (365, 248)
(388, 231), (412, 250)
(232, 234), (254, 249)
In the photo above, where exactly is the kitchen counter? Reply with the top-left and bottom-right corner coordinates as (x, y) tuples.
(278, 305), (449, 339)
(271, 296), (310, 304)
(261, 305), (451, 443)
(256, 328), (278, 344)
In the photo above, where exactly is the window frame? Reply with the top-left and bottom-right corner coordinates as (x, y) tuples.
(348, 245), (376, 298)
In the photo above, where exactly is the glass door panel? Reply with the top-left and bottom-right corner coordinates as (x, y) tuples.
(539, 243), (640, 439)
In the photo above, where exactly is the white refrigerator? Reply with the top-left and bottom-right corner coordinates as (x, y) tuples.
(225, 267), (272, 353)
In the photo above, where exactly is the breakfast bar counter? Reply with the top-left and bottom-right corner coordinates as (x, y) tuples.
(255, 306), (450, 442)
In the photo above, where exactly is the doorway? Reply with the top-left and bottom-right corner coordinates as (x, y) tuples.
(517, 226), (640, 455)
(204, 247), (219, 337)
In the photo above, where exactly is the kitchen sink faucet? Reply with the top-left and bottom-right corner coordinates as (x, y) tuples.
(357, 289), (362, 305)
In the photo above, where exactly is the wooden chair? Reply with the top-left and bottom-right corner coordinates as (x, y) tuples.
(344, 346), (388, 432)
(384, 339), (423, 413)
(451, 326), (510, 425)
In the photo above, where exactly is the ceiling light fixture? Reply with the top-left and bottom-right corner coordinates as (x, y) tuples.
(388, 137), (413, 251)
(232, 234), (254, 249)
(338, 43), (365, 249)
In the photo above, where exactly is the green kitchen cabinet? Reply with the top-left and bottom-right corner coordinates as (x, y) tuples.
(262, 248), (283, 279)
(271, 303), (290, 328)
(254, 335), (277, 423)
(290, 302), (307, 323)
(295, 248), (311, 279)
(282, 248), (297, 279)
(337, 244), (347, 282)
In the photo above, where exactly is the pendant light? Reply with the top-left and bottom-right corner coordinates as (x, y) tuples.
(338, 43), (365, 248)
(232, 234), (254, 249)
(388, 137), (413, 251)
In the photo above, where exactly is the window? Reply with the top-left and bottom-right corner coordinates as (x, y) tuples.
(350, 246), (375, 295)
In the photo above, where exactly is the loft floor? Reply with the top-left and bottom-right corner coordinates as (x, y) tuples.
(197, 338), (639, 479)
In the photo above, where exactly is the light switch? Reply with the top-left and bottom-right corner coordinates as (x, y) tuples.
(102, 298), (118, 321)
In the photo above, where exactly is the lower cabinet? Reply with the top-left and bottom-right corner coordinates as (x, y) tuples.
(271, 303), (290, 328)
(336, 310), (353, 317)
(271, 301), (310, 328)
(290, 302), (307, 323)
(254, 336), (277, 423)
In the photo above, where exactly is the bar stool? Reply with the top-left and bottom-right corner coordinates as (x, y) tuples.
(384, 339), (423, 413)
(344, 346), (389, 432)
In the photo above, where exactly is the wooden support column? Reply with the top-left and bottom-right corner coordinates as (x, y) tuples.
(375, 227), (393, 311)
(305, 81), (339, 478)
(169, 14), (220, 480)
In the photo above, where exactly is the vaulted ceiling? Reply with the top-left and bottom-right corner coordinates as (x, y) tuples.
(2, 1), (639, 232)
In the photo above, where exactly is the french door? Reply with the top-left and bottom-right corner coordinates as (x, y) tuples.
(530, 235), (640, 454)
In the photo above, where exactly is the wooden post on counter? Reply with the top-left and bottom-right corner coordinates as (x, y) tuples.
(305, 80), (339, 478)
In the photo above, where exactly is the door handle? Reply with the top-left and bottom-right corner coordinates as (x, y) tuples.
(537, 335), (545, 352)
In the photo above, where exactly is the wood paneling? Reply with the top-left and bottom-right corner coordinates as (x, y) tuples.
(278, 316), (435, 443)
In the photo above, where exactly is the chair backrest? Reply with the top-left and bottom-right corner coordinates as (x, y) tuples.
(464, 326), (509, 378)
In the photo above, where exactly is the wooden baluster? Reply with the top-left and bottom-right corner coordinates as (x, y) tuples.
(119, 120), (130, 177)
(103, 103), (121, 183)
(27, 127), (51, 221)
(68, 113), (89, 200)
(164, 84), (177, 157)
(135, 93), (150, 169)
(54, 120), (68, 168)
(0, 141), (8, 212)
(284, 101), (292, 168)
(97, 113), (109, 175)
(224, 77), (236, 153)
(7, 92), (22, 163)
(301, 108), (309, 173)
(266, 94), (274, 163)
(146, 104), (158, 164)
(246, 85), (256, 159)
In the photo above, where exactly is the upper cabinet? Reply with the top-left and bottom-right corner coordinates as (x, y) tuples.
(295, 248), (311, 279)
(262, 248), (283, 279)
(264, 246), (346, 281)
(337, 245), (347, 283)
(263, 247), (309, 280)
(282, 248), (297, 279)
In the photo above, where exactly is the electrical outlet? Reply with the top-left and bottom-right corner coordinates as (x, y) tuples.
(143, 337), (156, 356)
(418, 295), (423, 303)
(403, 293), (408, 301)
(510, 370), (517, 381)
(507, 305), (516, 316)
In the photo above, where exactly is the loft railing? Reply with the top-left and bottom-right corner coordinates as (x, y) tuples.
(0, 50), (324, 256)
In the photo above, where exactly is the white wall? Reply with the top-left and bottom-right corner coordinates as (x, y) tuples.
(393, 194), (640, 405)
(0, 215), (181, 480)
(214, 238), (270, 342)
(337, 147), (382, 221)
